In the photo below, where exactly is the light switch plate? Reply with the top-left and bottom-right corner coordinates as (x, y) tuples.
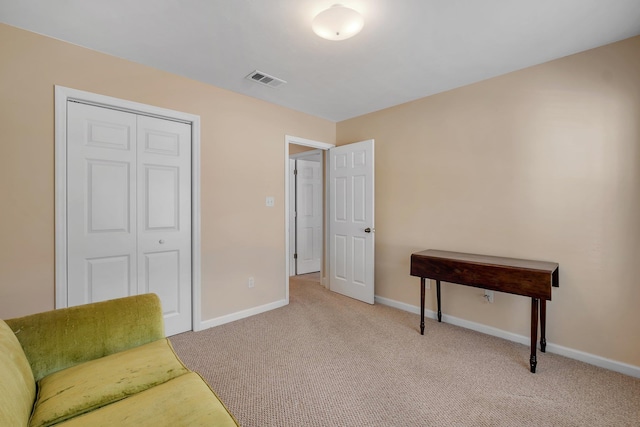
(266, 196), (275, 207)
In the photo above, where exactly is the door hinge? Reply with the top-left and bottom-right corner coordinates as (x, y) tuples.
(294, 253), (298, 259)
(294, 169), (298, 175)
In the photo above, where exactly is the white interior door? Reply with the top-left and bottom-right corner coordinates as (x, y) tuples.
(67, 103), (137, 305)
(66, 102), (192, 336)
(296, 158), (322, 274)
(137, 115), (192, 336)
(329, 139), (375, 304)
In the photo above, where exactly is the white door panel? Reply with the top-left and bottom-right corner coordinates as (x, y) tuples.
(296, 159), (322, 274)
(145, 166), (179, 230)
(137, 115), (192, 336)
(86, 255), (131, 303)
(66, 102), (192, 336)
(87, 160), (131, 232)
(329, 140), (375, 304)
(353, 237), (366, 285)
(144, 250), (180, 312)
(67, 103), (137, 306)
(334, 234), (347, 280)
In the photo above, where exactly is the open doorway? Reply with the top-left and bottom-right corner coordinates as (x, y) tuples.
(284, 136), (334, 303)
(285, 136), (375, 305)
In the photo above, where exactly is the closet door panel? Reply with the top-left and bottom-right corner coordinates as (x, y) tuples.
(67, 102), (137, 305)
(137, 115), (192, 336)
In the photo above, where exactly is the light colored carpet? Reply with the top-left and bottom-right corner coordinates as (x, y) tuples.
(170, 274), (640, 426)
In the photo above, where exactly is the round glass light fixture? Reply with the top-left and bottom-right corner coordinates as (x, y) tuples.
(312, 4), (364, 41)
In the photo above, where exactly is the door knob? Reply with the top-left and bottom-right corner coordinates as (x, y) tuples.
(364, 228), (372, 233)
(159, 239), (165, 244)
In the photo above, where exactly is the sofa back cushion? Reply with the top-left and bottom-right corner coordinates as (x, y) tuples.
(6, 293), (165, 381)
(0, 319), (36, 426)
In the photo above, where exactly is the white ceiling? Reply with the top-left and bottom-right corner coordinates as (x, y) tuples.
(1, 0), (639, 122)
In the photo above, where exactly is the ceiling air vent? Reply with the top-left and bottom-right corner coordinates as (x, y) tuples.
(245, 70), (287, 88)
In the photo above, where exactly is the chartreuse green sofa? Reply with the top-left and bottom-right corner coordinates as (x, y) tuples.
(0, 293), (239, 426)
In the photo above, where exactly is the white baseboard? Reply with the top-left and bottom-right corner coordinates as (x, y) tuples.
(198, 299), (288, 331)
(375, 295), (640, 379)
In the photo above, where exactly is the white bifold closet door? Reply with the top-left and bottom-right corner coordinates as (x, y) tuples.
(66, 101), (192, 336)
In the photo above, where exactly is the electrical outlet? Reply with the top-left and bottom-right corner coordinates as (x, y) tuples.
(248, 277), (255, 288)
(484, 290), (494, 303)
(266, 196), (275, 207)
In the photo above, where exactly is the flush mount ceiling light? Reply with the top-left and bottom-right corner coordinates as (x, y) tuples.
(312, 4), (364, 41)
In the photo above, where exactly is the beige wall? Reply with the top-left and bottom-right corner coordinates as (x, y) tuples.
(289, 143), (318, 155)
(337, 36), (640, 367)
(2, 21), (638, 368)
(0, 24), (335, 321)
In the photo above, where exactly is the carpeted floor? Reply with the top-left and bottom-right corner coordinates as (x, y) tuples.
(170, 274), (640, 426)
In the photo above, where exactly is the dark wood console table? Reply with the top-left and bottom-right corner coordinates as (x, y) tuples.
(410, 249), (559, 373)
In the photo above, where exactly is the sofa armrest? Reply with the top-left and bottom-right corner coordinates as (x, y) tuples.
(5, 293), (165, 381)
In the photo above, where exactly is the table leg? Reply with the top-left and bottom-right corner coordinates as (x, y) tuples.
(540, 299), (547, 353)
(436, 280), (442, 322)
(530, 298), (538, 373)
(420, 278), (425, 335)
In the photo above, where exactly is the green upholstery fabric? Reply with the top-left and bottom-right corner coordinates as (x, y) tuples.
(30, 339), (190, 427)
(2, 294), (238, 426)
(57, 373), (240, 427)
(6, 293), (165, 381)
(0, 320), (36, 427)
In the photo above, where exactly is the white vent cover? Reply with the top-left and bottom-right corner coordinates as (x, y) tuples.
(245, 70), (287, 88)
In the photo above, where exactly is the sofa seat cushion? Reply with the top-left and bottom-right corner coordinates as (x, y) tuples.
(30, 338), (189, 427)
(0, 319), (36, 427)
(57, 372), (239, 427)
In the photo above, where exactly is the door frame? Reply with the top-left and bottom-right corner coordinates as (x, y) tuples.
(284, 135), (334, 303)
(54, 86), (203, 331)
